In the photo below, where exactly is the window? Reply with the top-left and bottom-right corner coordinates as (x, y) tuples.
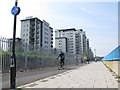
(59, 40), (62, 42)
(26, 34), (28, 37)
(70, 41), (73, 42)
(59, 46), (62, 48)
(23, 34), (25, 37)
(70, 43), (73, 45)
(45, 32), (48, 35)
(59, 43), (62, 45)
(45, 28), (48, 31)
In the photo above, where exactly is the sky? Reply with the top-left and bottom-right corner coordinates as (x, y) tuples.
(0, 0), (119, 57)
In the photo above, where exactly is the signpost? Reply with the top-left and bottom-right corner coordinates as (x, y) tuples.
(10, 0), (20, 89)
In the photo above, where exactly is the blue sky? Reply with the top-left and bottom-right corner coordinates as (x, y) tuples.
(45, 2), (118, 57)
(0, 1), (118, 57)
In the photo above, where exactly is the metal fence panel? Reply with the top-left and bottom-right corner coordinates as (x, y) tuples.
(0, 37), (77, 73)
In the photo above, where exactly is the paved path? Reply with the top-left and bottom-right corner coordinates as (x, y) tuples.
(0, 65), (76, 89)
(18, 62), (118, 89)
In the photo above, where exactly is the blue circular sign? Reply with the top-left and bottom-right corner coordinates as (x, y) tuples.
(11, 6), (20, 15)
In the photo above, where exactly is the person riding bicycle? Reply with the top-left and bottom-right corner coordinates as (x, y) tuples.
(57, 51), (65, 69)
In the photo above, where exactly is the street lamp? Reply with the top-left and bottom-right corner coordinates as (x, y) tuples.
(94, 49), (96, 61)
(10, 0), (20, 89)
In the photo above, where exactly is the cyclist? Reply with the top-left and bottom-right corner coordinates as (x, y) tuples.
(57, 51), (65, 69)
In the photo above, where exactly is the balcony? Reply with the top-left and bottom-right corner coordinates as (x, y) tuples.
(51, 41), (53, 44)
(29, 40), (34, 44)
(36, 35), (39, 39)
(51, 45), (53, 48)
(36, 21), (40, 24)
(30, 26), (35, 30)
(30, 30), (34, 35)
(36, 40), (39, 44)
(29, 35), (34, 39)
(36, 26), (39, 29)
(30, 22), (35, 25)
(51, 30), (53, 33)
(36, 30), (39, 34)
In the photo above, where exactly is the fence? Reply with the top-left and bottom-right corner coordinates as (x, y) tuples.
(0, 37), (76, 74)
(0, 37), (11, 73)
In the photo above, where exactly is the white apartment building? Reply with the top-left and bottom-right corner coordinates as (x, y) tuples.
(55, 28), (76, 54)
(55, 28), (93, 58)
(21, 16), (53, 51)
(55, 37), (67, 53)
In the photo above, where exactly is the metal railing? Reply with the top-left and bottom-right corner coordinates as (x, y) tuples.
(0, 37), (76, 74)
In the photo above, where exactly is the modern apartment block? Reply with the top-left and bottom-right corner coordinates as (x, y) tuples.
(89, 47), (94, 58)
(55, 28), (93, 58)
(21, 16), (53, 51)
(55, 37), (67, 53)
(55, 28), (76, 54)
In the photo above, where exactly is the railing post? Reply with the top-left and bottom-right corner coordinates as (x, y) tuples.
(0, 37), (3, 73)
(25, 43), (28, 71)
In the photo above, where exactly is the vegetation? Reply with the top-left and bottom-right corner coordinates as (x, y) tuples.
(116, 75), (120, 79)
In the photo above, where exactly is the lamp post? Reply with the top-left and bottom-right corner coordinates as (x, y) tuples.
(10, 0), (20, 89)
(94, 49), (96, 61)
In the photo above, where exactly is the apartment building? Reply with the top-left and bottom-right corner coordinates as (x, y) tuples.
(55, 37), (67, 53)
(55, 28), (76, 54)
(21, 16), (53, 51)
(89, 47), (94, 58)
(8, 38), (22, 51)
(55, 28), (93, 58)
(55, 28), (83, 55)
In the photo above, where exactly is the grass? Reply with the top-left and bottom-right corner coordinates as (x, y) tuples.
(102, 61), (120, 80)
(116, 75), (120, 79)
(102, 61), (113, 72)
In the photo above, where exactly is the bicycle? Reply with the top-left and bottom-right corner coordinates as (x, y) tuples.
(57, 58), (64, 70)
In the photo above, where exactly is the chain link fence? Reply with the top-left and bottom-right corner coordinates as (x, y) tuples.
(0, 37), (76, 74)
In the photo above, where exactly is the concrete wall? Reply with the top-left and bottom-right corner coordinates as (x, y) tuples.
(103, 61), (120, 76)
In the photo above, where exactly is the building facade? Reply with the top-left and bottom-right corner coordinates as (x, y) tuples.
(55, 37), (67, 53)
(55, 28), (93, 58)
(8, 38), (22, 51)
(21, 16), (53, 51)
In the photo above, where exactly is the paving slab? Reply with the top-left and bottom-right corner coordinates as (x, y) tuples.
(18, 62), (118, 89)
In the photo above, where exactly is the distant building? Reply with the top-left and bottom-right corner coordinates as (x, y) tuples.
(55, 28), (77, 54)
(55, 37), (67, 53)
(55, 28), (93, 59)
(20, 16), (53, 51)
(8, 38), (22, 50)
(89, 47), (94, 58)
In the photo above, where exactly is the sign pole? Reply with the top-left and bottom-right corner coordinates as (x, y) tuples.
(10, 0), (20, 89)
